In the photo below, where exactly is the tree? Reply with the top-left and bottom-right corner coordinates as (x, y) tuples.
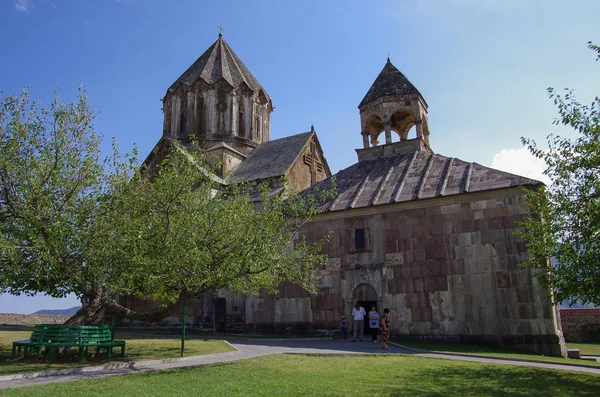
(0, 87), (109, 302)
(93, 142), (334, 326)
(0, 88), (332, 324)
(518, 42), (600, 306)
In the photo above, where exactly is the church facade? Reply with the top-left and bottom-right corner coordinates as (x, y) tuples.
(124, 35), (566, 357)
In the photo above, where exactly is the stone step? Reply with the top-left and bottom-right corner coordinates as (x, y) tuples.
(567, 349), (581, 359)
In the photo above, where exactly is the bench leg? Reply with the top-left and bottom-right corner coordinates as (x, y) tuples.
(23, 346), (28, 359)
(79, 347), (85, 362)
(121, 345), (125, 358)
(107, 346), (112, 361)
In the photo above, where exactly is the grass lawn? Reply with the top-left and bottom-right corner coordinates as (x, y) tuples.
(392, 338), (600, 366)
(567, 342), (600, 355)
(0, 331), (233, 376)
(2, 354), (599, 396)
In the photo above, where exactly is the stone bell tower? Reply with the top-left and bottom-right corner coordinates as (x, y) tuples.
(358, 58), (430, 149)
(162, 34), (273, 156)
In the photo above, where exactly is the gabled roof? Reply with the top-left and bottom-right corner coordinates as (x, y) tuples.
(205, 141), (246, 159)
(302, 151), (543, 213)
(167, 35), (270, 101)
(143, 136), (226, 185)
(358, 59), (424, 108)
(228, 132), (315, 184)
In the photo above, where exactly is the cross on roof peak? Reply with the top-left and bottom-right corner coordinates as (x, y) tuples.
(218, 22), (224, 37)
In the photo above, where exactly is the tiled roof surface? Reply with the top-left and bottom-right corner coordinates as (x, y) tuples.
(303, 151), (542, 212)
(228, 132), (313, 183)
(358, 59), (423, 108)
(168, 35), (269, 100)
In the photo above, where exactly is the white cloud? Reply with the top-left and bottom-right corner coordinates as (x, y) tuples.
(14, 0), (32, 12)
(491, 147), (551, 185)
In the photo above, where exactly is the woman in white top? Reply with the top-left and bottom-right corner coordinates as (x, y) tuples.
(368, 306), (380, 343)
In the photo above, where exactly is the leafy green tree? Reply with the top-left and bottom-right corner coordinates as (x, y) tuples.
(100, 143), (333, 325)
(518, 42), (600, 306)
(0, 88), (332, 324)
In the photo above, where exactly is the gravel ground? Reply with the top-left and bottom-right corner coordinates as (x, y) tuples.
(0, 313), (70, 325)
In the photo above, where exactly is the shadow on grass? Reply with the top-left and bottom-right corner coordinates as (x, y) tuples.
(381, 363), (600, 396)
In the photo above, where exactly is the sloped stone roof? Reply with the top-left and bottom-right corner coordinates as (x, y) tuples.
(168, 35), (270, 100)
(358, 59), (423, 108)
(228, 132), (314, 183)
(303, 150), (542, 212)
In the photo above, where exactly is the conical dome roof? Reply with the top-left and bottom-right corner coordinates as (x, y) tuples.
(168, 35), (270, 101)
(358, 59), (423, 108)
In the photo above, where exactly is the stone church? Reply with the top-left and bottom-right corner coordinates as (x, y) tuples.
(123, 34), (566, 356)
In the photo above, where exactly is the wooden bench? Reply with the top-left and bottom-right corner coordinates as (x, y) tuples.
(12, 324), (126, 361)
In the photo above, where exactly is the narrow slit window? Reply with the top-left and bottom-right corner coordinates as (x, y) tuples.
(355, 228), (366, 250)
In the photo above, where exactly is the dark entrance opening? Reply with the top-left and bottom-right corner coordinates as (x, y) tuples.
(214, 298), (227, 333)
(357, 300), (378, 335)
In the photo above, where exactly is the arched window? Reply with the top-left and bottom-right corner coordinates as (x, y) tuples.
(348, 218), (371, 252)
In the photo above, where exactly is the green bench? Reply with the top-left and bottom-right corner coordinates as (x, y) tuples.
(12, 324), (126, 361)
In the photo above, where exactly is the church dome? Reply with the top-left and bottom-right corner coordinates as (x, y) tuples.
(162, 35), (272, 156)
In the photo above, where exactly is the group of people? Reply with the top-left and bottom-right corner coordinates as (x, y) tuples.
(340, 303), (390, 349)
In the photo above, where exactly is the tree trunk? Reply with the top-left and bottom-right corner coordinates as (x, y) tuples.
(64, 283), (109, 325)
(64, 283), (185, 325)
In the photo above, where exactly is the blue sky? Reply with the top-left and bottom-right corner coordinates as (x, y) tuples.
(1, 0), (599, 313)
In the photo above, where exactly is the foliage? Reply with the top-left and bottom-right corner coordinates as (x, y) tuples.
(102, 140), (334, 309)
(0, 88), (333, 324)
(0, 87), (110, 299)
(518, 42), (600, 306)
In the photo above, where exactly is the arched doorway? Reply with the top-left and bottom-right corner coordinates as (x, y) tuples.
(352, 283), (378, 332)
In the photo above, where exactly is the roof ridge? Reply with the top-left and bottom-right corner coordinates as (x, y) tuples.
(371, 157), (396, 206)
(217, 39), (234, 86)
(221, 38), (251, 90)
(391, 151), (418, 203)
(415, 153), (434, 200)
(438, 157), (455, 197)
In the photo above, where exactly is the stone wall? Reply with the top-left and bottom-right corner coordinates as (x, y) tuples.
(251, 188), (565, 356)
(560, 308), (600, 342)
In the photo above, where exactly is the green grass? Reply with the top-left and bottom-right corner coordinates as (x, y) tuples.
(392, 338), (600, 366)
(0, 330), (234, 376)
(2, 354), (599, 396)
(568, 342), (600, 355)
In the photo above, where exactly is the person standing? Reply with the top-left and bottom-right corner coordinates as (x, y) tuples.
(340, 316), (348, 340)
(368, 305), (379, 343)
(379, 308), (390, 349)
(351, 303), (366, 342)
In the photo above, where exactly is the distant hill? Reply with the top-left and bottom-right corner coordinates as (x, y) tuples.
(33, 306), (80, 316)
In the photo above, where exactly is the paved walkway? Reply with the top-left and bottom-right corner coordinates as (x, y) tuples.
(1, 338), (599, 390)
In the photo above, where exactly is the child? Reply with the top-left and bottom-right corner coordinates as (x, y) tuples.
(340, 316), (348, 339)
